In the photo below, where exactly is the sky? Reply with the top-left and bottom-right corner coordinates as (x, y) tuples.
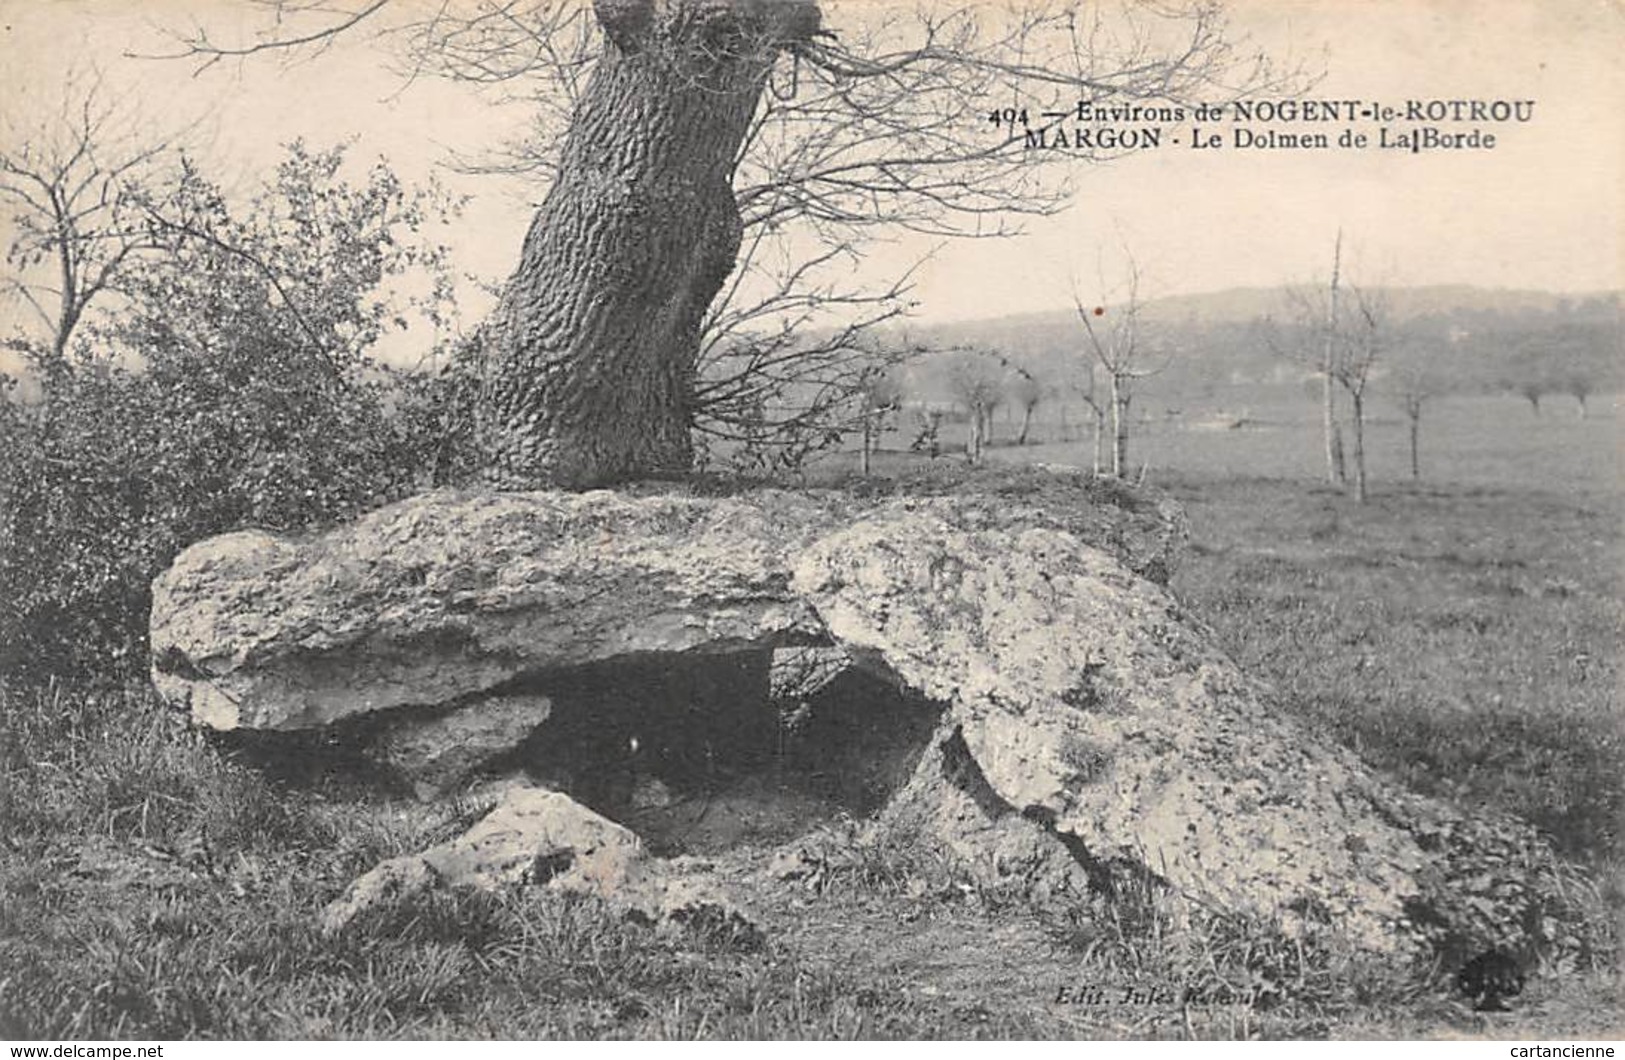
(1, 0), (1621, 331)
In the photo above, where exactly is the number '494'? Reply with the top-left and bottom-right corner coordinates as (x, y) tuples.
(988, 108), (1029, 129)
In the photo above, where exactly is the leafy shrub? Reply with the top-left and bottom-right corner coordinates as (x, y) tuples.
(0, 142), (459, 681)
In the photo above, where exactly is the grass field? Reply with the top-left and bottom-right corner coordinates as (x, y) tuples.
(908, 388), (1620, 493)
(1, 391), (1620, 1039)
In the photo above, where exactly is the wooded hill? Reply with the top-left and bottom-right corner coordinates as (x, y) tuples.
(890, 286), (1622, 405)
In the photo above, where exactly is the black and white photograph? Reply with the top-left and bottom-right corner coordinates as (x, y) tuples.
(0, 0), (1620, 1043)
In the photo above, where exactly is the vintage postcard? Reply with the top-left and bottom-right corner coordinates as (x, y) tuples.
(1, 0), (1620, 1045)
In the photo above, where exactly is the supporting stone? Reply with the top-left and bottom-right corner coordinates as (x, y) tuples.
(320, 785), (754, 940)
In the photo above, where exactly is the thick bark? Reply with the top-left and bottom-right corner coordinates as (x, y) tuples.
(475, 0), (821, 489)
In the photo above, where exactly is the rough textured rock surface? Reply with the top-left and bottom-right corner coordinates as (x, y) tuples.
(794, 515), (1428, 948)
(150, 480), (1580, 961)
(150, 475), (1182, 733)
(150, 490), (827, 731)
(320, 785), (752, 937)
(367, 693), (554, 798)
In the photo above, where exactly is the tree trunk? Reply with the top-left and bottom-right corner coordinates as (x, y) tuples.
(1408, 408), (1421, 481)
(1090, 407), (1104, 474)
(1322, 230), (1345, 487)
(1109, 374), (1129, 477)
(474, 0), (822, 489)
(53, 238), (79, 367)
(1018, 405), (1034, 445)
(1350, 389), (1367, 504)
(966, 403), (984, 466)
(1323, 374), (1345, 485)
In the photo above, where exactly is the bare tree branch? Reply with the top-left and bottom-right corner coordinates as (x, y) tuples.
(0, 68), (190, 369)
(146, 0), (1306, 469)
(1071, 245), (1167, 475)
(132, 0), (394, 72)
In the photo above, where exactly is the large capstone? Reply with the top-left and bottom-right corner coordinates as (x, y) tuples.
(148, 479), (1583, 962)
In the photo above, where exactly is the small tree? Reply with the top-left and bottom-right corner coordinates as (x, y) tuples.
(1263, 234), (1351, 487)
(1333, 284), (1384, 503)
(943, 349), (1007, 467)
(0, 70), (185, 373)
(1387, 333), (1444, 482)
(1074, 255), (1165, 478)
(1267, 234), (1393, 500)
(1009, 370), (1045, 446)
(857, 368), (904, 476)
(1495, 304), (1621, 422)
(1071, 362), (1109, 474)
